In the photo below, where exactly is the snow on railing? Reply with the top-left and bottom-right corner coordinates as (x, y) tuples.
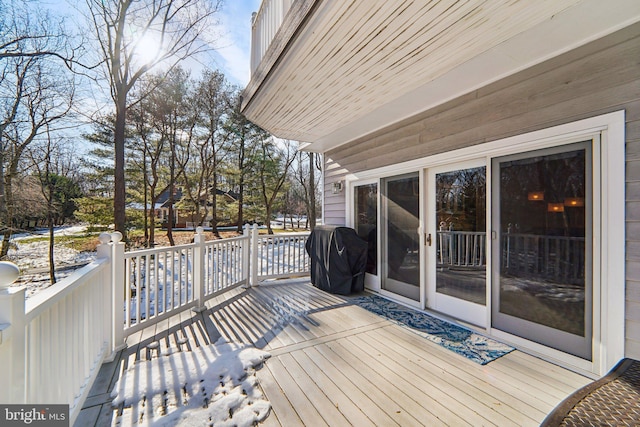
(0, 233), (114, 426)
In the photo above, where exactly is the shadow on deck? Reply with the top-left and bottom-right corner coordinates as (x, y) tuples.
(76, 278), (591, 427)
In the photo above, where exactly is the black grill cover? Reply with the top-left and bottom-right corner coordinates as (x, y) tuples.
(305, 225), (368, 295)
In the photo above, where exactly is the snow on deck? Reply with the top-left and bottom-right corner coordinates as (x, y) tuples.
(111, 338), (271, 426)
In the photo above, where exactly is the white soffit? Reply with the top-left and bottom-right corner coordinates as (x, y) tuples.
(244, 0), (640, 152)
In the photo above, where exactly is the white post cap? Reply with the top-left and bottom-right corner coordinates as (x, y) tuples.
(0, 261), (20, 290)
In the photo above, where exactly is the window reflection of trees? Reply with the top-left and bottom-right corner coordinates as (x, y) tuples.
(355, 184), (378, 274)
(500, 149), (586, 238)
(435, 167), (487, 305)
(498, 147), (588, 336)
(436, 167), (486, 233)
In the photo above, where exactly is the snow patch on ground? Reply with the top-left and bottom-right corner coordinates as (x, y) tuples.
(112, 339), (271, 427)
(8, 225), (97, 298)
(9, 240), (95, 270)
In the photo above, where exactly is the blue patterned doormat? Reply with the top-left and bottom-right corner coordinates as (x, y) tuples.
(351, 294), (514, 365)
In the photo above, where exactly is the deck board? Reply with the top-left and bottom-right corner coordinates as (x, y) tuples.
(76, 279), (592, 426)
(371, 325), (564, 413)
(288, 349), (377, 427)
(364, 329), (544, 424)
(349, 330), (527, 426)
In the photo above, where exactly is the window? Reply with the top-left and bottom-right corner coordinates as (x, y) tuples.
(354, 183), (378, 274)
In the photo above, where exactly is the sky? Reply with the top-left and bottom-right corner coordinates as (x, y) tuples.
(214, 0), (263, 87)
(42, 0), (262, 88)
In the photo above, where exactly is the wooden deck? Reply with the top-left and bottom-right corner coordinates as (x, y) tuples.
(76, 278), (591, 426)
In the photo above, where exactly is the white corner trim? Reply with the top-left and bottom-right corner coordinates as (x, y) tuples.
(600, 110), (626, 373)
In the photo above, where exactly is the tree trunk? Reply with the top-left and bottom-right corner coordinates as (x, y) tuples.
(211, 161), (219, 237)
(0, 149), (6, 248)
(114, 91), (127, 237)
(167, 190), (175, 245)
(309, 152), (317, 231)
(0, 175), (15, 257)
(266, 205), (273, 235)
(149, 189), (157, 248)
(48, 214), (56, 285)
(143, 156), (149, 246)
(166, 124), (176, 246)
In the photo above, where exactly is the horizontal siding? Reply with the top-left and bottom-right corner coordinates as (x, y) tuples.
(324, 22), (640, 359)
(323, 157), (346, 225)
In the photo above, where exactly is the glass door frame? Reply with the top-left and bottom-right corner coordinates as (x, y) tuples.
(491, 142), (593, 360)
(350, 178), (381, 291)
(380, 172), (423, 304)
(426, 158), (488, 327)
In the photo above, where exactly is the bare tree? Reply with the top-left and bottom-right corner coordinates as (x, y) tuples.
(0, 61), (75, 257)
(258, 138), (297, 235)
(0, 0), (81, 65)
(84, 0), (221, 236)
(0, 1), (78, 256)
(293, 151), (321, 230)
(29, 128), (60, 285)
(127, 84), (159, 246)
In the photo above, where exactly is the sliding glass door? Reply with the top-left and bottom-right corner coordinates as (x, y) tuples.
(428, 162), (487, 326)
(381, 173), (421, 301)
(491, 142), (592, 360)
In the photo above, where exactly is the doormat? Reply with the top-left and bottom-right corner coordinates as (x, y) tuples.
(350, 294), (514, 365)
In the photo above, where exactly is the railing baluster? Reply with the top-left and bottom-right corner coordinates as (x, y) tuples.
(125, 259), (132, 327)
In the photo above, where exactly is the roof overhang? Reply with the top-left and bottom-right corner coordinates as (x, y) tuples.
(241, 0), (640, 153)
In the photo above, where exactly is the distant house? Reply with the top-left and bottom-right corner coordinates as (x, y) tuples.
(156, 187), (239, 228)
(242, 0), (640, 377)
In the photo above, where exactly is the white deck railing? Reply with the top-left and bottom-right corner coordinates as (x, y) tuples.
(121, 227), (310, 334)
(250, 0), (294, 72)
(123, 231), (254, 334)
(255, 233), (310, 280)
(124, 244), (198, 331)
(0, 225), (310, 424)
(0, 233), (114, 425)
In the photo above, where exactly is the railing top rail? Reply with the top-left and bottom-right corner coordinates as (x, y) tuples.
(205, 235), (249, 245)
(123, 242), (197, 259)
(257, 232), (310, 238)
(25, 258), (109, 322)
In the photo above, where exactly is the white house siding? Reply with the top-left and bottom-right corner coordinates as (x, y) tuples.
(323, 156), (347, 225)
(323, 22), (640, 359)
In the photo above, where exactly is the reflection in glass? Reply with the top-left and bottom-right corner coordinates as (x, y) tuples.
(382, 174), (420, 292)
(498, 147), (588, 337)
(354, 184), (377, 275)
(435, 167), (486, 305)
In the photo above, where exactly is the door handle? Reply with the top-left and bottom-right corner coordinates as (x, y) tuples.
(425, 233), (432, 246)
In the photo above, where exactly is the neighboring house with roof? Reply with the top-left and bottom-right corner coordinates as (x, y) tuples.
(242, 0), (640, 377)
(155, 187), (240, 228)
